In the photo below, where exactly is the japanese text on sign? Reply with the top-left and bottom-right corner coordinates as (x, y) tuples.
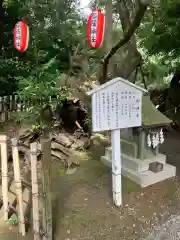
(91, 81), (142, 132)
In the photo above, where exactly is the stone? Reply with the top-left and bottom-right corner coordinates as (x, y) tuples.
(101, 154), (176, 187)
(149, 162), (163, 173)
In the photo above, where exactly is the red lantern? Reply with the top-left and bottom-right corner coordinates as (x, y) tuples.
(87, 9), (105, 49)
(14, 21), (29, 52)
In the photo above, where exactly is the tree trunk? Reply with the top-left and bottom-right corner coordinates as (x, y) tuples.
(98, 1), (147, 84)
(114, 0), (142, 80)
(104, 0), (113, 77)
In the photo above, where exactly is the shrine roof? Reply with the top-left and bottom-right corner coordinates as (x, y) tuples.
(87, 77), (148, 95)
(142, 96), (172, 127)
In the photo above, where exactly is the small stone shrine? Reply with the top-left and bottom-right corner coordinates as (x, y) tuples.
(101, 95), (176, 187)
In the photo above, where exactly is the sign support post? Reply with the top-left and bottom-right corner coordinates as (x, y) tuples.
(87, 77), (147, 206)
(111, 129), (122, 206)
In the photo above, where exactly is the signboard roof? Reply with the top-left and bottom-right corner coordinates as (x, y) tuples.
(87, 77), (148, 96)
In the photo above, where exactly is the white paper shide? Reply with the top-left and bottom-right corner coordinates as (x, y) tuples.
(147, 129), (164, 148)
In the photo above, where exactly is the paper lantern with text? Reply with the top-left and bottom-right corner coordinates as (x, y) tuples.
(14, 21), (29, 52)
(87, 9), (105, 49)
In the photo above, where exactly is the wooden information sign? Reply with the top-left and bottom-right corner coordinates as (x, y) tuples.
(87, 77), (147, 206)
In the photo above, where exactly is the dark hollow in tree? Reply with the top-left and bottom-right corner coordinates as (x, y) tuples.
(55, 99), (89, 134)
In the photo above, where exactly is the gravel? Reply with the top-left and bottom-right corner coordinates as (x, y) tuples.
(147, 214), (180, 240)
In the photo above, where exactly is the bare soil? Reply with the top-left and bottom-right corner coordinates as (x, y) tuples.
(0, 123), (180, 240)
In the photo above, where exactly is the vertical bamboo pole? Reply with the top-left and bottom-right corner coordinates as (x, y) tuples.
(11, 138), (26, 236)
(30, 142), (40, 240)
(41, 137), (52, 240)
(0, 135), (8, 222)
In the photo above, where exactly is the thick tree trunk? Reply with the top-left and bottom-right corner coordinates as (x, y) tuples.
(114, 0), (142, 80)
(104, 0), (113, 77)
(98, 1), (147, 84)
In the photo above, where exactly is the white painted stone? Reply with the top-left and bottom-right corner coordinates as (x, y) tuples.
(122, 164), (176, 187)
(101, 155), (176, 188)
(104, 147), (166, 172)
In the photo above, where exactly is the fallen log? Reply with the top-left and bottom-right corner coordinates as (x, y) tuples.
(54, 133), (73, 148)
(18, 140), (70, 167)
(51, 141), (71, 156)
(51, 150), (68, 168)
(16, 127), (92, 170)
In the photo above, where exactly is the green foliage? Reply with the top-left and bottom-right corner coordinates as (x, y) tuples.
(8, 213), (18, 225)
(135, 49), (171, 89)
(0, 0), (84, 95)
(16, 58), (69, 127)
(2, 0), (179, 119)
(138, 0), (180, 73)
(0, 0), (87, 128)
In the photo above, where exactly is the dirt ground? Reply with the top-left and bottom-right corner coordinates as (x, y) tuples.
(1, 124), (180, 239)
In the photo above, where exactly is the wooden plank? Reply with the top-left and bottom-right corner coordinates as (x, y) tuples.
(4, 96), (8, 121)
(41, 137), (52, 240)
(0, 182), (17, 222)
(12, 138), (26, 236)
(22, 188), (31, 219)
(30, 142), (40, 240)
(9, 95), (13, 111)
(0, 135), (8, 221)
(51, 141), (71, 156)
(14, 95), (18, 112)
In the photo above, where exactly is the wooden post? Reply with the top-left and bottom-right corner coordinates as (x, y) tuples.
(30, 142), (40, 240)
(4, 96), (8, 121)
(138, 131), (145, 160)
(41, 138), (52, 240)
(111, 129), (122, 206)
(0, 135), (9, 221)
(11, 138), (26, 236)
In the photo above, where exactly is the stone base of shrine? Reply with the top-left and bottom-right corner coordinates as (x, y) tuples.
(101, 147), (176, 187)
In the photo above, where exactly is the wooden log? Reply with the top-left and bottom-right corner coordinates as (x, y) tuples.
(51, 150), (68, 168)
(51, 149), (65, 160)
(11, 138), (26, 236)
(51, 141), (70, 156)
(18, 141), (65, 161)
(54, 133), (73, 148)
(64, 133), (76, 143)
(19, 131), (33, 141)
(0, 135), (9, 222)
(41, 137), (52, 240)
(30, 142), (40, 240)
